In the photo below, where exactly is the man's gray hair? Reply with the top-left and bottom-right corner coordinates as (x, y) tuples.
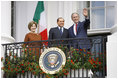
(71, 12), (79, 19)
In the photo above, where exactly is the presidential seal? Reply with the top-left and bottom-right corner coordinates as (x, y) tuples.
(39, 47), (66, 74)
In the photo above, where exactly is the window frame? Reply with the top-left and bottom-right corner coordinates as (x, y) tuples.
(87, 1), (116, 36)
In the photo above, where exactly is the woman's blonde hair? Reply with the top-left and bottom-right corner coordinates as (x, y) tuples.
(28, 21), (37, 31)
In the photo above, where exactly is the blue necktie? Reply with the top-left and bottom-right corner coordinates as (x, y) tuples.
(60, 27), (63, 35)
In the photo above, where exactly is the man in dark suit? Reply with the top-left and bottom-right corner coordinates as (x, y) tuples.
(49, 17), (69, 47)
(69, 8), (91, 50)
(49, 17), (69, 40)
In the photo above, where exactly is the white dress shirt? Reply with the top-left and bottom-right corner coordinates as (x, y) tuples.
(58, 26), (64, 33)
(73, 23), (78, 35)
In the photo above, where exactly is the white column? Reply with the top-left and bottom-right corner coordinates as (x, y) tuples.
(63, 1), (74, 29)
(78, 1), (87, 22)
(58, 1), (64, 17)
(46, 1), (59, 34)
(1, 1), (15, 78)
(1, 1), (15, 43)
(107, 32), (117, 78)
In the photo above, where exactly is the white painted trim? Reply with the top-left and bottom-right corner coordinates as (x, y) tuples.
(110, 25), (117, 34)
(1, 34), (15, 44)
(87, 6), (114, 10)
(87, 24), (117, 36)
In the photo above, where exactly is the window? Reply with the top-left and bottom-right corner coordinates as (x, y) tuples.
(89, 1), (116, 29)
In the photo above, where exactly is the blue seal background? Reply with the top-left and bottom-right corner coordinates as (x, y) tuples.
(43, 51), (63, 71)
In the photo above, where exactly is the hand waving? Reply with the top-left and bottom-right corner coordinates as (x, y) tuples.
(83, 8), (88, 17)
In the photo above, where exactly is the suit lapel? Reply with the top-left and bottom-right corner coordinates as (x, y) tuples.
(77, 22), (81, 34)
(62, 28), (68, 38)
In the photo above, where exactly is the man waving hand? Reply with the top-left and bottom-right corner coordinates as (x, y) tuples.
(69, 8), (91, 50)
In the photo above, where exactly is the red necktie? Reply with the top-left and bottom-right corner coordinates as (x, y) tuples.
(76, 23), (78, 33)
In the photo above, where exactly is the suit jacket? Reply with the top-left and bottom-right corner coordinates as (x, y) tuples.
(49, 27), (69, 40)
(49, 27), (69, 46)
(69, 19), (91, 49)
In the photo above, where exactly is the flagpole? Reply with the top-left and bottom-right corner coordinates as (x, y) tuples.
(37, 24), (39, 33)
(37, 20), (40, 33)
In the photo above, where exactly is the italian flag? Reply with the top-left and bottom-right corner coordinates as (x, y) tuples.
(33, 1), (48, 40)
